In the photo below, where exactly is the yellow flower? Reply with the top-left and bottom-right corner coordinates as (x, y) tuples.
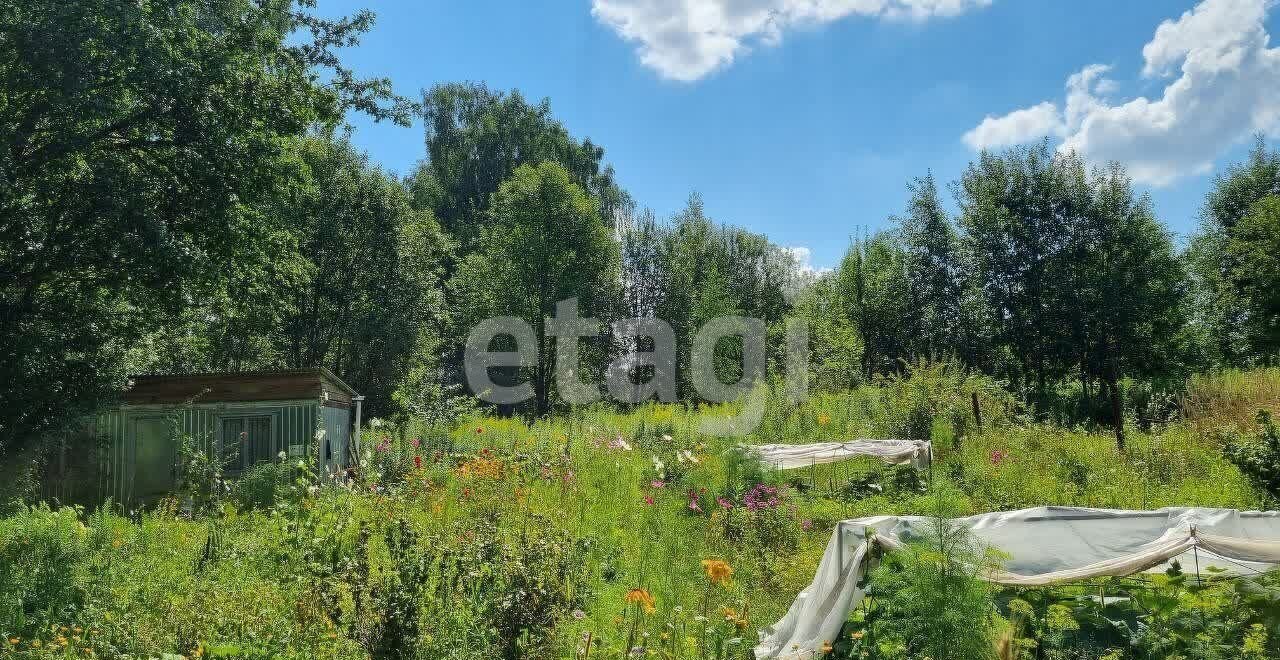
(851, 631), (864, 640)
(817, 413), (831, 426)
(822, 640), (833, 654)
(7, 638), (18, 646)
(624, 588), (657, 614)
(701, 559), (733, 586)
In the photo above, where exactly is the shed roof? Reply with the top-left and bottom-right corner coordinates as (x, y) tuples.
(123, 368), (358, 406)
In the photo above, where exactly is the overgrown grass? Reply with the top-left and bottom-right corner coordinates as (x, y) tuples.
(1183, 367), (1280, 431)
(0, 371), (1272, 659)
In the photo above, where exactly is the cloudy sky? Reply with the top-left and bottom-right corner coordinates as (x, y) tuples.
(321, 0), (1280, 270)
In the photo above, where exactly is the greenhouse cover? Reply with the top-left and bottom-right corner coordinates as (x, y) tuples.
(757, 506), (1280, 659)
(750, 439), (932, 471)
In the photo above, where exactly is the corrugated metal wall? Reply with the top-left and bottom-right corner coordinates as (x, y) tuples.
(320, 405), (352, 476)
(92, 400), (322, 506)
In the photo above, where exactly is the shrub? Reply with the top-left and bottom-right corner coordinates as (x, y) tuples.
(229, 460), (293, 511)
(842, 492), (1001, 660)
(1222, 410), (1280, 501)
(0, 505), (90, 636)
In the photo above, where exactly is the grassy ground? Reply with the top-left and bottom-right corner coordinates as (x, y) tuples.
(0, 377), (1274, 659)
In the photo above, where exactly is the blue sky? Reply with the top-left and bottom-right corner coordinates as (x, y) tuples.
(318, 0), (1280, 271)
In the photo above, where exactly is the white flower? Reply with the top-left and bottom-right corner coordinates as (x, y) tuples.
(369, 418), (383, 428)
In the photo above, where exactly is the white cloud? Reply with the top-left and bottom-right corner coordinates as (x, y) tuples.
(784, 246), (832, 276)
(962, 0), (1280, 186)
(962, 101), (1064, 150)
(592, 0), (993, 82)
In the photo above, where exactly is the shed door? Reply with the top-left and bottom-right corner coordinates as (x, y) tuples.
(221, 416), (273, 473)
(133, 418), (176, 500)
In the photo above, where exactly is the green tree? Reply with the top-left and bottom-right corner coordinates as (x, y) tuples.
(455, 162), (620, 415)
(1228, 196), (1280, 357)
(621, 195), (801, 400)
(0, 0), (406, 454)
(413, 83), (625, 252)
(835, 233), (913, 378)
(1188, 137), (1280, 366)
(1072, 164), (1187, 448)
(898, 173), (961, 359)
(957, 142), (1080, 397)
(270, 134), (451, 419)
(790, 276), (863, 392)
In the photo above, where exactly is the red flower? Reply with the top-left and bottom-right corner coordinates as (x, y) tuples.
(475, 427), (484, 434)
(414, 455), (423, 469)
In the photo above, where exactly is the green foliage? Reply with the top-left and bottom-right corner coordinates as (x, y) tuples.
(454, 161), (620, 414)
(0, 0), (407, 455)
(1188, 137), (1280, 367)
(618, 196), (803, 401)
(1222, 411), (1280, 501)
(0, 505), (89, 637)
(0, 392), (1273, 658)
(847, 492), (1001, 660)
(414, 83), (625, 251)
(229, 461), (293, 512)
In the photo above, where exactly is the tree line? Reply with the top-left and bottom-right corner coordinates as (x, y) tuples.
(2, 1), (1279, 458)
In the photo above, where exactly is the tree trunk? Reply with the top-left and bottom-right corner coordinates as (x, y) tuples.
(1107, 376), (1125, 451)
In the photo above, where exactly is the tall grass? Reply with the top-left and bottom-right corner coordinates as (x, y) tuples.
(0, 370), (1272, 658)
(1183, 367), (1280, 431)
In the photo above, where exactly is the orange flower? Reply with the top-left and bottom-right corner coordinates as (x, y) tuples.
(624, 588), (656, 614)
(701, 558), (733, 586)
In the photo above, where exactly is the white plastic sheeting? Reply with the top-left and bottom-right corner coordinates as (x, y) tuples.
(756, 507), (1280, 659)
(751, 439), (932, 471)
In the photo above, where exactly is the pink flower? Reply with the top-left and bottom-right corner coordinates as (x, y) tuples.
(651, 480), (666, 489)
(644, 495), (655, 506)
(991, 450), (1008, 465)
(744, 484), (782, 512)
(410, 438), (421, 448)
(688, 497), (703, 513)
(717, 497), (733, 510)
(801, 519), (814, 531)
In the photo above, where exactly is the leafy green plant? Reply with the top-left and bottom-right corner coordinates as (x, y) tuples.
(844, 492), (1002, 660)
(0, 505), (89, 637)
(1222, 410), (1280, 500)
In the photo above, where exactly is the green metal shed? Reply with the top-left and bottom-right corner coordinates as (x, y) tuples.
(85, 368), (360, 506)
